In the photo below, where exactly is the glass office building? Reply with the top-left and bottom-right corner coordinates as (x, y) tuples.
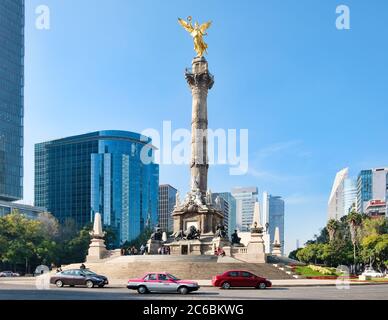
(231, 187), (258, 231)
(357, 170), (372, 213)
(217, 192), (237, 238)
(158, 184), (177, 233)
(0, 0), (24, 201)
(35, 131), (159, 245)
(263, 192), (285, 255)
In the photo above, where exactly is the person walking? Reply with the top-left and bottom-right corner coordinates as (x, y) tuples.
(80, 263), (86, 270)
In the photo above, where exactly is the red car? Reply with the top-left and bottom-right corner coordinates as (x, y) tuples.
(127, 272), (200, 295)
(212, 270), (272, 289)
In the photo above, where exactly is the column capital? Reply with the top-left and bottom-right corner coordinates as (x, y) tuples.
(185, 70), (214, 90)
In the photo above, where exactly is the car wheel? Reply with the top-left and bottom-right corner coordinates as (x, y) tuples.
(55, 280), (64, 288)
(257, 282), (267, 289)
(178, 286), (189, 295)
(221, 282), (231, 290)
(86, 280), (94, 289)
(137, 286), (148, 294)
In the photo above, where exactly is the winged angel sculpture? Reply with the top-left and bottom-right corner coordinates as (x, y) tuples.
(178, 16), (212, 57)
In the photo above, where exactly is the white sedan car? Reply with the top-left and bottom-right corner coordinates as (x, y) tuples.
(0, 271), (20, 277)
(361, 269), (384, 278)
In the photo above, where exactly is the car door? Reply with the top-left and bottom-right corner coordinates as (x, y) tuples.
(158, 274), (175, 292)
(72, 270), (87, 286)
(240, 272), (254, 287)
(226, 271), (240, 287)
(144, 273), (159, 292)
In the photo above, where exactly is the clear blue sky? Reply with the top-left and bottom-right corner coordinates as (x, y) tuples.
(23, 0), (388, 254)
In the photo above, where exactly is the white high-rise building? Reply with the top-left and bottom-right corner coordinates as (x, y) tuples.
(343, 178), (357, 216)
(328, 168), (357, 221)
(231, 187), (258, 232)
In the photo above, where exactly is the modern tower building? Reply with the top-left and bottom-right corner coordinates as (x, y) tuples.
(35, 131), (159, 245)
(262, 192), (285, 255)
(158, 184), (177, 233)
(357, 168), (388, 215)
(231, 187), (258, 231)
(217, 192), (237, 238)
(343, 178), (357, 216)
(0, 0), (24, 201)
(328, 168), (356, 221)
(212, 193), (229, 232)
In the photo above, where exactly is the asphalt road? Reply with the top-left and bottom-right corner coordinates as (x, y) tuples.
(0, 283), (387, 300)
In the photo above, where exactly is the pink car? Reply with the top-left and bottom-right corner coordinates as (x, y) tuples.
(127, 272), (200, 295)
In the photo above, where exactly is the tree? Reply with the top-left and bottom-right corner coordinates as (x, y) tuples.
(103, 226), (118, 250)
(347, 210), (362, 265)
(361, 216), (388, 238)
(327, 219), (339, 242)
(0, 212), (56, 273)
(288, 248), (302, 261)
(37, 212), (59, 239)
(360, 234), (388, 271)
(296, 243), (325, 264)
(56, 225), (92, 265)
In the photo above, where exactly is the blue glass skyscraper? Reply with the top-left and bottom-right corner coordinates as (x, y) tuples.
(0, 0), (24, 201)
(35, 131), (159, 245)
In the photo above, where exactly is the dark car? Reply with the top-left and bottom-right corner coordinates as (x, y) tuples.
(50, 269), (108, 288)
(212, 270), (272, 289)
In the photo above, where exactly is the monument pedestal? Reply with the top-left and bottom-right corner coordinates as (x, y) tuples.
(243, 232), (267, 263)
(272, 244), (282, 257)
(86, 212), (108, 262)
(86, 238), (108, 262)
(172, 205), (224, 236)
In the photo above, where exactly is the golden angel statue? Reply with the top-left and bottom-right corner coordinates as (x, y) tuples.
(178, 16), (212, 57)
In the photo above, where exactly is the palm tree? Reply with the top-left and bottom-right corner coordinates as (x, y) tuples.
(327, 219), (339, 242)
(347, 210), (363, 266)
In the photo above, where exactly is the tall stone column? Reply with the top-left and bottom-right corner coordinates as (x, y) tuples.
(185, 57), (214, 195)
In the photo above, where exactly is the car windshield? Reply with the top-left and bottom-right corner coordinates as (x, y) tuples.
(167, 273), (180, 281)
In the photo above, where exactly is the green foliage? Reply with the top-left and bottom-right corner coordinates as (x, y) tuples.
(296, 243), (325, 264)
(103, 226), (117, 250)
(55, 225), (92, 265)
(0, 213), (93, 273)
(360, 234), (388, 270)
(295, 212), (388, 270)
(327, 219), (339, 241)
(0, 212), (53, 273)
(288, 248), (302, 260)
